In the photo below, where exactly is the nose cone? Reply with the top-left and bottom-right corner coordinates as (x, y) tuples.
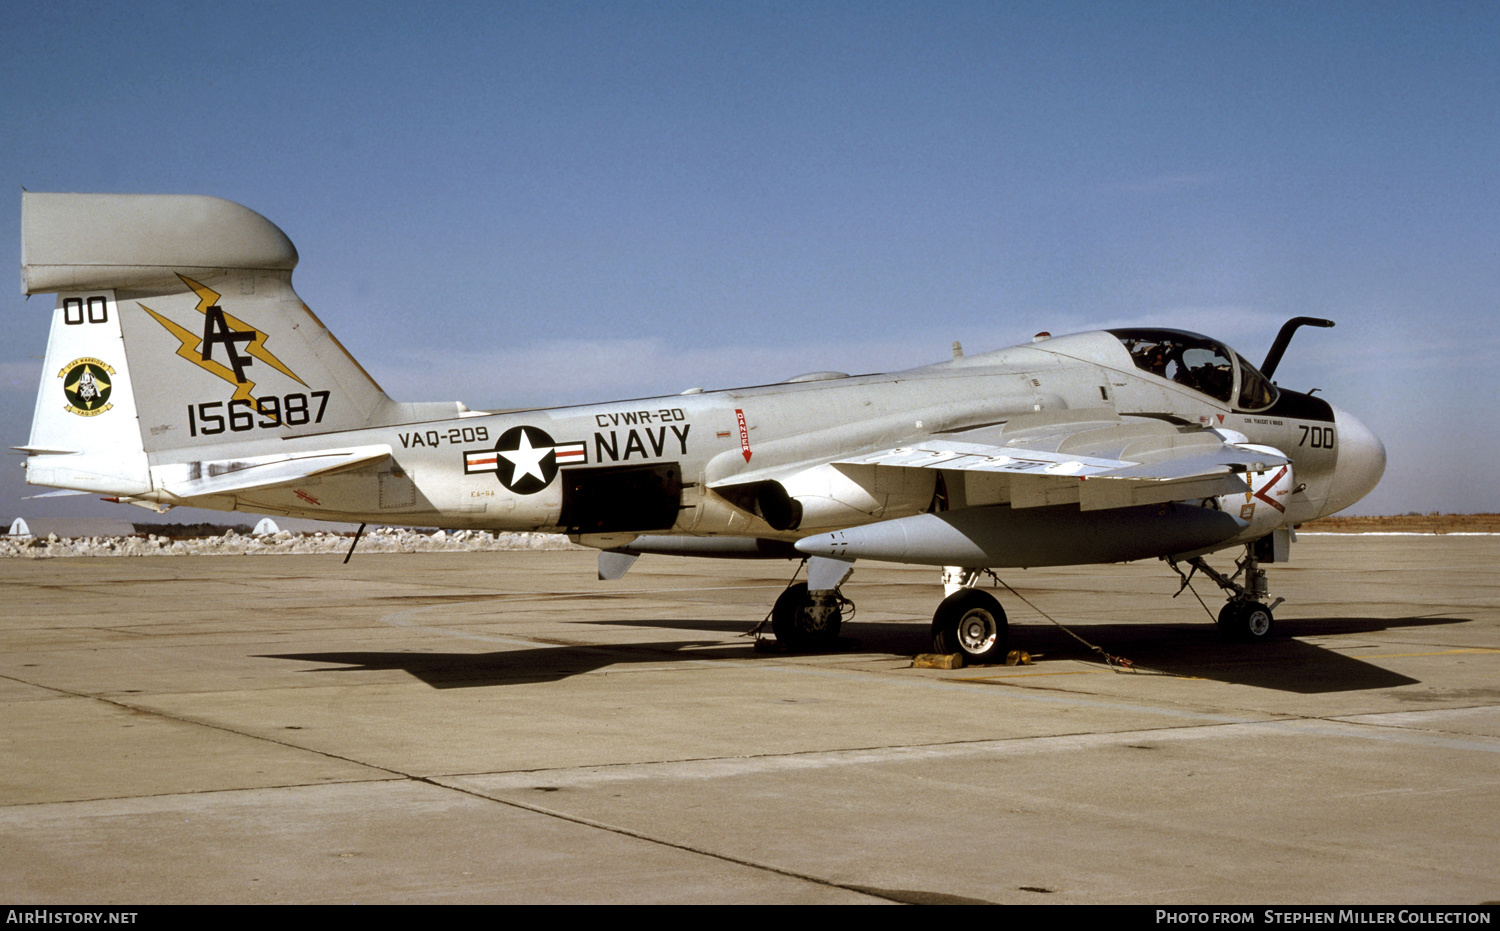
(1323, 406), (1386, 515)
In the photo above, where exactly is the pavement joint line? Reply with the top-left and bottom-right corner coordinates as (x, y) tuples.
(0, 660), (929, 903)
(0, 674), (417, 793)
(416, 773), (914, 905)
(1312, 708), (1500, 746)
(2, 657), (1099, 904)
(1234, 714), (1500, 753)
(0, 671), (76, 696)
(436, 722), (1283, 788)
(956, 670), (1107, 680)
(0, 775), (410, 811)
(431, 712), (1500, 791)
(7, 665), (903, 904)
(385, 584), (791, 600)
(1312, 778), (1500, 801)
(376, 601), (757, 649)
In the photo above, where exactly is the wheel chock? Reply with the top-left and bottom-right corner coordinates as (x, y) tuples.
(913, 653), (964, 669)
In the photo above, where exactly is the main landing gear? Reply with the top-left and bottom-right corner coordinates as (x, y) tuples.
(1173, 540), (1284, 642)
(931, 586), (1009, 664)
(767, 540), (1285, 658)
(767, 563), (1010, 663)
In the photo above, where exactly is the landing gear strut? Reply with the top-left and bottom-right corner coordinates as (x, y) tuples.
(1178, 542), (1284, 642)
(770, 582), (845, 650)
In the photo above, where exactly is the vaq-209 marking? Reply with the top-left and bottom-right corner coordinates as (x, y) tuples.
(18, 193), (1385, 661)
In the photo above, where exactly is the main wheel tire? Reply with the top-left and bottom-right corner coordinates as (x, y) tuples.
(771, 582), (842, 650)
(1218, 600), (1275, 641)
(932, 588), (1009, 664)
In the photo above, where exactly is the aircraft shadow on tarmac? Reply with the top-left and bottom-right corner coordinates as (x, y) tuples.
(263, 638), (748, 688)
(588, 614), (1464, 694)
(264, 614), (1461, 692)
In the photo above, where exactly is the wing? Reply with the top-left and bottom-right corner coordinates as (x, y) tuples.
(833, 411), (1285, 512)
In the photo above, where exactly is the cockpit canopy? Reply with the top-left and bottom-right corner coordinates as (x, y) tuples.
(1109, 328), (1277, 412)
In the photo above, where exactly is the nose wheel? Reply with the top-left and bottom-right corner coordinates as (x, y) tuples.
(1217, 599), (1275, 641)
(1176, 540), (1284, 642)
(770, 582), (845, 650)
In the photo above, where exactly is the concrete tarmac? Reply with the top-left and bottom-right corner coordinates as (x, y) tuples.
(0, 536), (1496, 904)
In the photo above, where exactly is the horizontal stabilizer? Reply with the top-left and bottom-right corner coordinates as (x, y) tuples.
(12, 445), (79, 456)
(156, 445), (391, 500)
(22, 193), (297, 294)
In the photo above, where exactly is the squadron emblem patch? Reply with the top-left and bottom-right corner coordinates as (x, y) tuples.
(60, 357), (115, 416)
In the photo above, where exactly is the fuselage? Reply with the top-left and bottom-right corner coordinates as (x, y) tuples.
(178, 329), (1382, 541)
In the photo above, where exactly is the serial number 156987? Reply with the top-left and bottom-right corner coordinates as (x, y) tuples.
(187, 391), (330, 436)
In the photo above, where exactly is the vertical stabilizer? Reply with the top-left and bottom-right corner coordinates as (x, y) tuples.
(25, 291), (151, 495)
(117, 269), (392, 453)
(21, 193), (469, 504)
(20, 194), (427, 464)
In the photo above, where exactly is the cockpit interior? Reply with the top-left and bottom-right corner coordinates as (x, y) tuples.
(1109, 328), (1277, 412)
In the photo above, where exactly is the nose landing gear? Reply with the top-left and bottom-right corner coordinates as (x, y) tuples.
(1172, 541), (1284, 641)
(769, 582), (848, 650)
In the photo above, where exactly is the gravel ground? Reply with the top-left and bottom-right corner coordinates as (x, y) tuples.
(0, 527), (581, 558)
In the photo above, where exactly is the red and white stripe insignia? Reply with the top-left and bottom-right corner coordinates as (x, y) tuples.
(465, 451), (500, 473)
(466, 439), (586, 474)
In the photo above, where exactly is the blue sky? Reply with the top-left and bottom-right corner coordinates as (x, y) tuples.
(3, 1), (1498, 521)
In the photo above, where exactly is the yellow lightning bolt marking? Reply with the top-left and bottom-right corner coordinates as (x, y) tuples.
(140, 305), (254, 400)
(139, 274), (307, 405)
(178, 275), (306, 385)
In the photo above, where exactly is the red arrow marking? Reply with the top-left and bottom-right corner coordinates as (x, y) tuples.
(736, 408), (752, 462)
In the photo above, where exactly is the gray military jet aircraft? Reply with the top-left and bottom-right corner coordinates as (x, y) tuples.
(18, 193), (1385, 661)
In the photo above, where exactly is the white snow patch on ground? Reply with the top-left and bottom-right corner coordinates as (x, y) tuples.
(0, 527), (581, 558)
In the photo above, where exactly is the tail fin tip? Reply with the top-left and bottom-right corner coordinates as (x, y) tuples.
(22, 192), (297, 295)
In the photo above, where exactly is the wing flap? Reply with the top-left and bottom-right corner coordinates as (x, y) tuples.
(839, 439), (1130, 476)
(1077, 472), (1250, 511)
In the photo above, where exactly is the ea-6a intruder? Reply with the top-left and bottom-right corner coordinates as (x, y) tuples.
(19, 193), (1386, 661)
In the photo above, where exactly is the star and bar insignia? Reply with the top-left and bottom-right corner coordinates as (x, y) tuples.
(464, 425), (587, 494)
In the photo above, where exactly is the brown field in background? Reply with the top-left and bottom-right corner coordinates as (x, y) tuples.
(1302, 513), (1500, 533)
